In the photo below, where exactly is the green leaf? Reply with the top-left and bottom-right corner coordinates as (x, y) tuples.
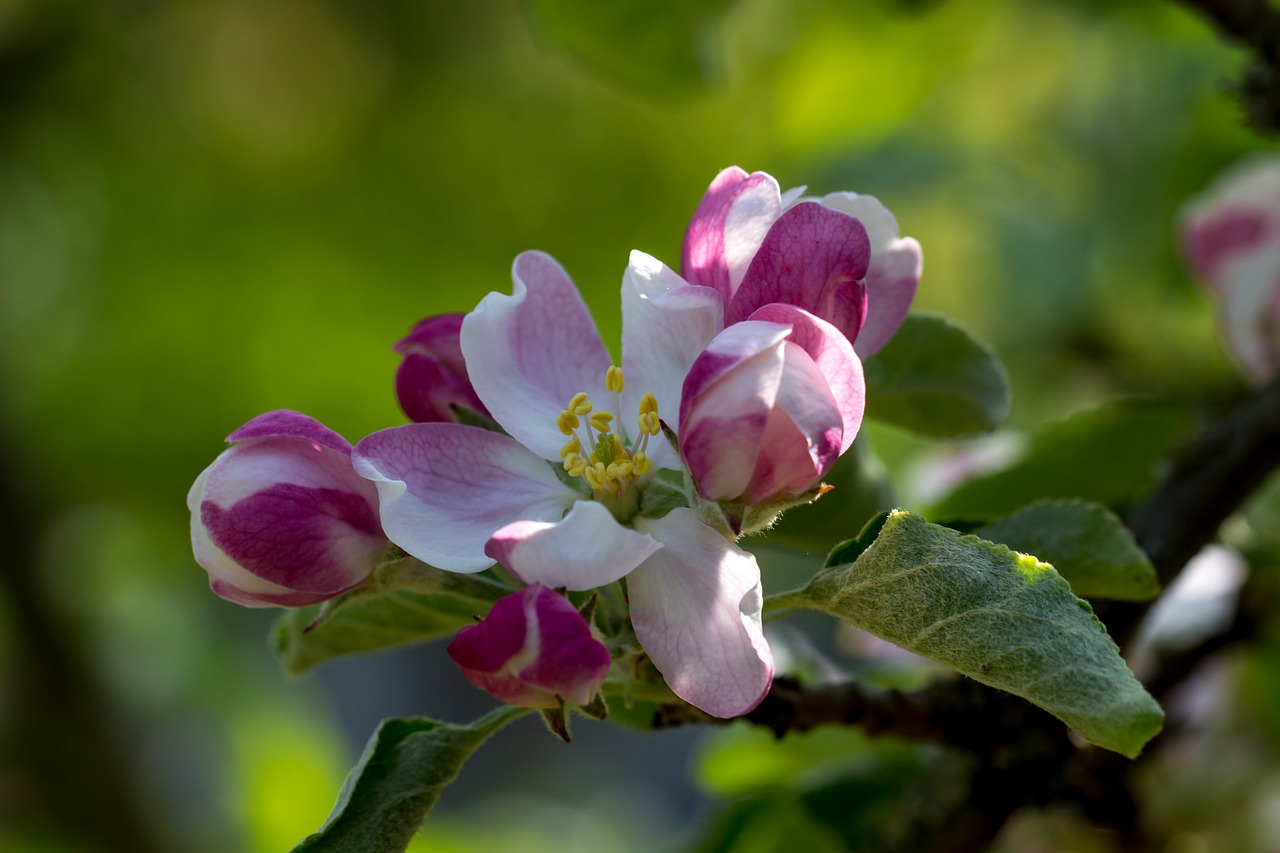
(292, 707), (528, 853)
(973, 500), (1160, 602)
(273, 556), (509, 676)
(931, 401), (1195, 518)
(862, 313), (1011, 438)
(526, 0), (737, 98)
(802, 511), (1163, 757)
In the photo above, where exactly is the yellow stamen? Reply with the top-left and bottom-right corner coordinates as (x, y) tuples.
(556, 411), (579, 435)
(551, 367), (662, 515)
(606, 365), (625, 394)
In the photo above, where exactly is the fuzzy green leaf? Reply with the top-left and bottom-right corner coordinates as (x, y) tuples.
(802, 511), (1162, 756)
(292, 708), (527, 853)
(862, 313), (1010, 438)
(973, 500), (1159, 602)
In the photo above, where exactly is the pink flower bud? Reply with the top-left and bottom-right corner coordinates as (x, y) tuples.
(188, 410), (386, 607)
(394, 314), (491, 423)
(447, 584), (612, 708)
(679, 306), (865, 517)
(1182, 158), (1280, 381)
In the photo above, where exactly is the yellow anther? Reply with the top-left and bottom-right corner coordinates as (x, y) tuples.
(556, 411), (580, 435)
(639, 393), (658, 415)
(607, 460), (633, 481)
(560, 436), (582, 458)
(589, 411), (614, 433)
(606, 365), (625, 394)
(632, 453), (652, 476)
(564, 455), (588, 477)
(567, 392), (593, 416)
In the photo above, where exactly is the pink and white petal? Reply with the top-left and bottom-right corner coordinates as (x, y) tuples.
(521, 586), (614, 706)
(678, 320), (790, 408)
(1219, 245), (1280, 380)
(353, 423), (580, 572)
(198, 440), (378, 513)
(855, 236), (921, 357)
(746, 399), (827, 504)
(486, 500), (662, 591)
(621, 250), (724, 448)
(227, 410), (353, 455)
(629, 509), (773, 717)
(461, 251), (614, 461)
(748, 343), (843, 499)
(191, 506), (347, 608)
(681, 168), (783, 303)
(747, 304), (865, 454)
(728, 203), (871, 343)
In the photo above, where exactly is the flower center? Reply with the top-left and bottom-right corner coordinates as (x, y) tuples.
(555, 365), (660, 521)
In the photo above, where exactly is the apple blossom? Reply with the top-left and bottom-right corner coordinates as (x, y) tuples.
(353, 251), (778, 717)
(447, 584), (612, 709)
(1181, 157), (1280, 381)
(680, 166), (922, 356)
(188, 410), (386, 607)
(679, 304), (864, 530)
(394, 313), (490, 423)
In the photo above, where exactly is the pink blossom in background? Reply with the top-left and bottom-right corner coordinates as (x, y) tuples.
(188, 410), (386, 607)
(1182, 157), (1280, 381)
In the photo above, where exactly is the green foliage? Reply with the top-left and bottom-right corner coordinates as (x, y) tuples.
(526, 0), (738, 97)
(972, 499), (1160, 602)
(862, 313), (1011, 438)
(801, 510), (1163, 756)
(931, 402), (1196, 518)
(693, 725), (972, 853)
(292, 707), (528, 853)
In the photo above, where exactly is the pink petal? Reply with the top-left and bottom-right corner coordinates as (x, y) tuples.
(486, 500), (663, 591)
(747, 304), (864, 455)
(678, 322), (789, 501)
(681, 167), (783, 304)
(353, 423), (580, 572)
(460, 251), (614, 461)
(394, 314), (490, 423)
(191, 437), (384, 604)
(629, 509), (773, 717)
(448, 585), (612, 708)
(227, 410), (352, 456)
(727, 203), (871, 344)
(817, 192), (921, 356)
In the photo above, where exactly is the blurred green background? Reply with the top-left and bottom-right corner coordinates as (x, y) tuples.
(0, 0), (1267, 850)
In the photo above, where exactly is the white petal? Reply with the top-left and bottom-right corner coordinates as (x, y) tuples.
(629, 509), (773, 717)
